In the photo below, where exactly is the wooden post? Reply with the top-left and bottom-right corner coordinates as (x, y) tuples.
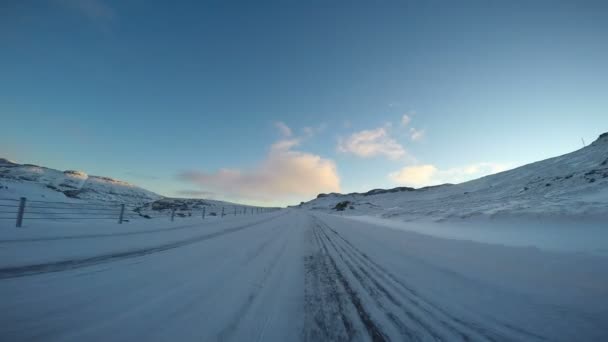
(234, 207), (236, 216)
(221, 207), (225, 217)
(118, 204), (125, 224)
(171, 208), (176, 221)
(16, 197), (26, 228)
(202, 207), (206, 220)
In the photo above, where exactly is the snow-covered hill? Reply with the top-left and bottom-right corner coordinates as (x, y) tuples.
(0, 159), (161, 205)
(300, 132), (608, 222)
(0, 159), (267, 221)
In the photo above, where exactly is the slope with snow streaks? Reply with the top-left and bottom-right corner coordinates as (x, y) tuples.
(302, 133), (608, 221)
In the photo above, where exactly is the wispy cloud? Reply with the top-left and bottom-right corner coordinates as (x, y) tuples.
(401, 114), (411, 127)
(389, 162), (511, 187)
(302, 123), (327, 138)
(338, 127), (406, 160)
(409, 127), (425, 141)
(274, 121), (293, 137)
(177, 123), (340, 203)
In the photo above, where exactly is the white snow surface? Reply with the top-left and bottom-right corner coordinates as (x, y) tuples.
(301, 133), (608, 222)
(0, 158), (161, 205)
(0, 210), (607, 341)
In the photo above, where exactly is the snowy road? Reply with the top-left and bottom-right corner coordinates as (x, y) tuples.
(1, 210), (607, 341)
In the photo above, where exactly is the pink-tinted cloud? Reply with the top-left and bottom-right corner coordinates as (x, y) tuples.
(389, 162), (511, 187)
(178, 125), (340, 204)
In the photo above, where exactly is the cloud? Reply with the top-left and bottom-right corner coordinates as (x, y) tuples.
(389, 162), (510, 187)
(302, 123), (327, 138)
(338, 127), (406, 160)
(274, 121), (292, 137)
(389, 165), (437, 186)
(177, 128), (340, 204)
(409, 127), (425, 141)
(401, 114), (411, 127)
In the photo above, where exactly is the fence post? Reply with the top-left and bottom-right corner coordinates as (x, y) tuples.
(16, 197), (26, 228)
(202, 207), (206, 220)
(118, 204), (125, 224)
(171, 208), (176, 221)
(221, 207), (225, 217)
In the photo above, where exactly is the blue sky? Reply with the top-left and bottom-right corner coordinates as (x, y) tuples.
(1, 0), (607, 206)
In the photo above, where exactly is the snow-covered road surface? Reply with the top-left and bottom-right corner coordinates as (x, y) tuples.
(1, 210), (607, 341)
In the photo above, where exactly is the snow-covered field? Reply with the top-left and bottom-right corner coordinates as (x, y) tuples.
(1, 210), (607, 341)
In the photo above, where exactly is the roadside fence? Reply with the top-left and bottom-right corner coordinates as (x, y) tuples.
(0, 197), (278, 228)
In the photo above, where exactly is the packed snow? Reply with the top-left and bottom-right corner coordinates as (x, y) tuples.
(0, 211), (606, 341)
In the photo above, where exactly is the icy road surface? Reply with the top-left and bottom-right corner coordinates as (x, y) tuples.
(1, 210), (607, 341)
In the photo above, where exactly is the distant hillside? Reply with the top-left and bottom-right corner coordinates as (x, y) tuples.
(300, 132), (608, 221)
(0, 159), (161, 205)
(0, 159), (253, 213)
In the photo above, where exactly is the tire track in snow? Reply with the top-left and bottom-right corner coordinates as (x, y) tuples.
(316, 217), (475, 341)
(305, 215), (387, 341)
(315, 221), (437, 341)
(0, 213), (285, 279)
(313, 214), (547, 342)
(304, 225), (354, 341)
